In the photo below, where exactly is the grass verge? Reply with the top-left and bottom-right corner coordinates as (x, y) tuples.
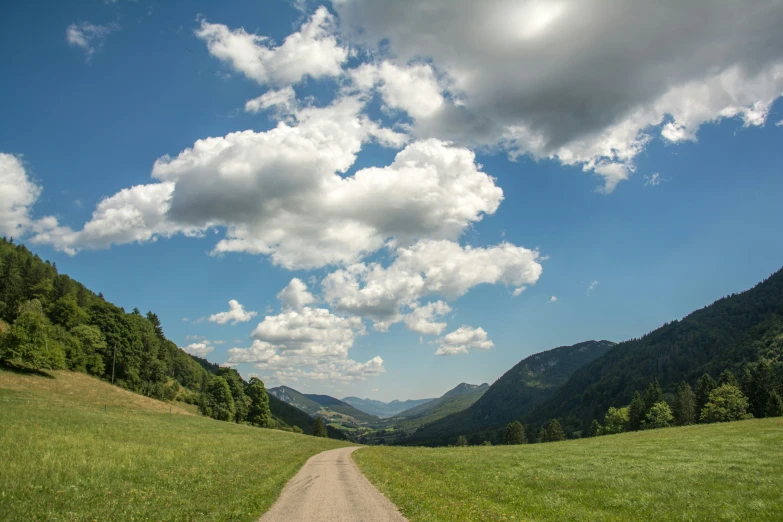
(354, 419), (783, 521)
(0, 368), (351, 521)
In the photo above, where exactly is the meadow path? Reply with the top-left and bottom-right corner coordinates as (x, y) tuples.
(259, 446), (407, 522)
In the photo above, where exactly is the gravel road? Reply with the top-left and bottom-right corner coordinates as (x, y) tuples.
(259, 446), (408, 522)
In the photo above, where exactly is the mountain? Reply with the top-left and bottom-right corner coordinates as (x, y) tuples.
(391, 382), (490, 428)
(403, 340), (615, 445)
(267, 395), (346, 440)
(342, 396), (435, 418)
(268, 385), (380, 425)
(527, 267), (783, 434)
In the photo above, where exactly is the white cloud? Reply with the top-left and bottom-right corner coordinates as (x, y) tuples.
(66, 22), (117, 60)
(245, 86), (296, 114)
(351, 61), (445, 119)
(587, 280), (599, 296)
(434, 325), (494, 355)
(776, 119), (783, 127)
(277, 278), (315, 310)
(182, 317), (189, 322)
(322, 239), (542, 329)
(196, 7), (347, 86)
(404, 300), (451, 335)
(226, 305), (383, 383)
(0, 154), (41, 238)
(334, 0), (783, 192)
(181, 341), (214, 357)
(209, 299), (258, 325)
(644, 173), (662, 187)
(549, 295), (557, 303)
(511, 287), (525, 297)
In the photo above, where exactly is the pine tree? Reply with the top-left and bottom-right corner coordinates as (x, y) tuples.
(673, 381), (697, 425)
(749, 361), (772, 418)
(455, 435), (468, 447)
(696, 373), (717, 418)
(312, 417), (328, 438)
(539, 419), (566, 442)
(765, 391), (783, 418)
(628, 391), (646, 431)
(503, 421), (526, 445)
(643, 379), (664, 412)
(588, 419), (602, 437)
(246, 377), (272, 427)
(718, 369), (738, 387)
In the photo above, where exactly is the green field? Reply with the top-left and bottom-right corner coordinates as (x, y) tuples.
(354, 419), (783, 521)
(0, 368), (350, 521)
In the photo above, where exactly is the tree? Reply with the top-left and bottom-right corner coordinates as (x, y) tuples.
(696, 373), (717, 417)
(643, 401), (674, 429)
(539, 419), (566, 443)
(643, 379), (664, 412)
(292, 425), (303, 434)
(202, 376), (235, 422)
(765, 391), (783, 418)
(749, 361), (773, 418)
(718, 369), (738, 387)
(312, 417), (328, 438)
(455, 435), (468, 447)
(146, 311), (164, 340)
(503, 421), (526, 445)
(628, 391), (646, 431)
(603, 406), (629, 434)
(49, 296), (88, 330)
(246, 377), (272, 427)
(1, 300), (63, 369)
(700, 384), (752, 423)
(672, 381), (697, 425)
(588, 419), (602, 437)
(217, 368), (248, 423)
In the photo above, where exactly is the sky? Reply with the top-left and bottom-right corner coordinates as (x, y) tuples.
(1, 0), (782, 402)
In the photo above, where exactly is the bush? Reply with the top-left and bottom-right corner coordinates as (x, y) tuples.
(700, 385), (752, 423)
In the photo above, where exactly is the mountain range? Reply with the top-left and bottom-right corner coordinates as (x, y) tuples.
(268, 385), (379, 425)
(342, 396), (435, 418)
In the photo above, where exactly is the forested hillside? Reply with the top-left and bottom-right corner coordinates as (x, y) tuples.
(403, 341), (614, 445)
(342, 396), (435, 418)
(528, 268), (783, 433)
(0, 238), (343, 438)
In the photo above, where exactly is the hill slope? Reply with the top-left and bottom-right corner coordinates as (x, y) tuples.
(269, 385), (380, 425)
(404, 340), (615, 445)
(393, 382), (489, 425)
(528, 267), (783, 433)
(0, 367), (349, 520)
(355, 418), (783, 521)
(342, 396), (435, 418)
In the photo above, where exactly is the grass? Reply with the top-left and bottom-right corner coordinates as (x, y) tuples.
(354, 419), (783, 521)
(0, 368), (351, 521)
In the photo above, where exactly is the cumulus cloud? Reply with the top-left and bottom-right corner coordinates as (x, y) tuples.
(66, 22), (117, 60)
(351, 61), (445, 119)
(334, 0), (783, 191)
(181, 341), (214, 357)
(0, 154), (41, 238)
(404, 300), (451, 335)
(196, 7), (347, 86)
(549, 295), (557, 303)
(587, 280), (599, 295)
(277, 278), (315, 310)
(322, 239), (542, 330)
(435, 325), (494, 355)
(208, 299), (258, 325)
(245, 86), (296, 113)
(226, 305), (383, 382)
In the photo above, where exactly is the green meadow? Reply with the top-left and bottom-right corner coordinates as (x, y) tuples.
(354, 419), (783, 522)
(0, 368), (350, 521)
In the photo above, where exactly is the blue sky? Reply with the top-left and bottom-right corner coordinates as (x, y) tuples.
(1, 0), (782, 401)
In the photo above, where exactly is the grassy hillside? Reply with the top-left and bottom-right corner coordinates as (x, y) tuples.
(528, 268), (783, 432)
(355, 419), (783, 521)
(0, 368), (350, 520)
(406, 341), (614, 445)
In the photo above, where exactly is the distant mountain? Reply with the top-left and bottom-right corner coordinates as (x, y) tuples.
(342, 396), (435, 418)
(526, 267), (783, 434)
(391, 382), (490, 429)
(267, 395), (346, 440)
(268, 385), (380, 425)
(403, 340), (615, 445)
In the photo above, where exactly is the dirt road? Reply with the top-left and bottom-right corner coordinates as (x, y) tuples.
(259, 446), (408, 522)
